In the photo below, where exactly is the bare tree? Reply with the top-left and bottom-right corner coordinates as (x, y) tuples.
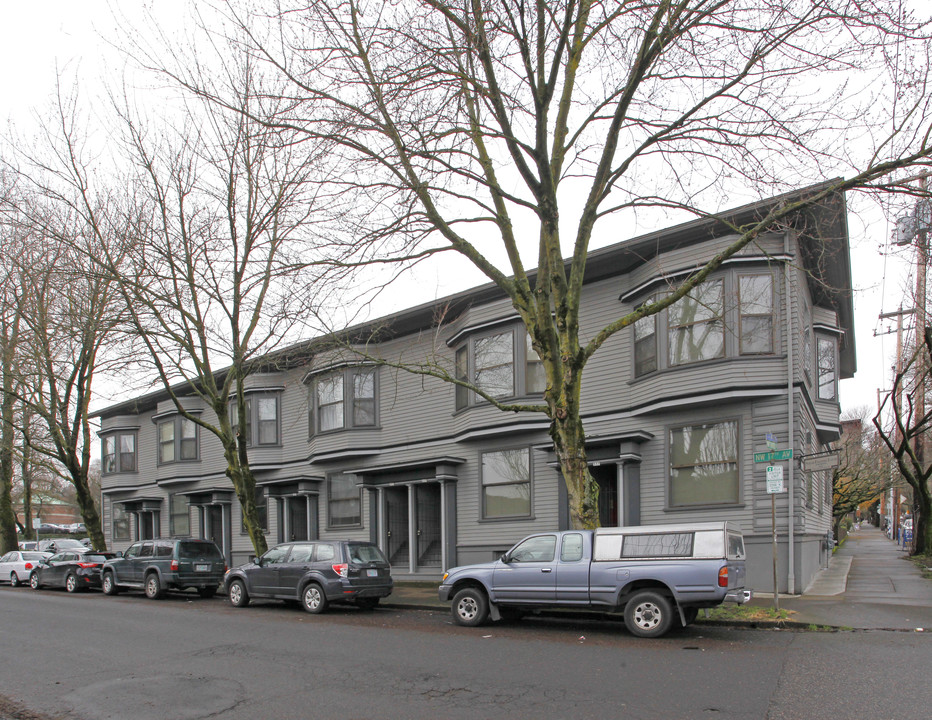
(94, 50), (342, 557)
(832, 415), (890, 538)
(874, 328), (932, 554)
(168, 0), (932, 529)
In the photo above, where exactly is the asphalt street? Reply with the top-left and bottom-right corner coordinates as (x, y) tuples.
(2, 573), (931, 720)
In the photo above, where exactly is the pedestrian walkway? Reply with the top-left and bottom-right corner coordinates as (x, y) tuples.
(746, 524), (932, 631)
(386, 524), (932, 631)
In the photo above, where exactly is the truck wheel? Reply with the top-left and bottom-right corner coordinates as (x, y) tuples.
(624, 590), (673, 638)
(451, 587), (489, 627)
(145, 573), (165, 599)
(102, 572), (120, 596)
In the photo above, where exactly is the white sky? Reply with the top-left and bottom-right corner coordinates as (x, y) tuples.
(0, 1), (918, 421)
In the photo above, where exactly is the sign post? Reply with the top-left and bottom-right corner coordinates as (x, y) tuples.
(765, 464), (785, 611)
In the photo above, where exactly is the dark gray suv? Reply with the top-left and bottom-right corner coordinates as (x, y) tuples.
(224, 540), (392, 613)
(101, 539), (226, 599)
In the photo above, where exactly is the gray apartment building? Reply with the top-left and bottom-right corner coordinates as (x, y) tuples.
(96, 182), (852, 595)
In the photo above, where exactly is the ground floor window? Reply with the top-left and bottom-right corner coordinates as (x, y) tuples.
(169, 493), (190, 536)
(481, 448), (531, 518)
(328, 474), (361, 528)
(112, 502), (130, 540)
(669, 420), (739, 506)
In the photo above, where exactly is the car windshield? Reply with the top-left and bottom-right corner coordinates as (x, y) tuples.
(179, 542), (222, 559)
(346, 543), (388, 564)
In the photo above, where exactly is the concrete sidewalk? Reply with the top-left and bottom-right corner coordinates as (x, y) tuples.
(386, 524), (932, 631)
(747, 524), (932, 631)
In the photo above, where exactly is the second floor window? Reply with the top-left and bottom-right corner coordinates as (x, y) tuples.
(817, 336), (837, 400)
(738, 274), (773, 354)
(102, 433), (136, 474)
(455, 326), (543, 410)
(229, 394), (280, 446)
(634, 297), (658, 377)
(158, 417), (198, 464)
(669, 279), (724, 366)
(312, 367), (377, 434)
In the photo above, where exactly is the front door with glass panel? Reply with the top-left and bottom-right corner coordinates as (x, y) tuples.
(415, 484), (442, 568)
(385, 488), (409, 567)
(289, 498), (308, 542)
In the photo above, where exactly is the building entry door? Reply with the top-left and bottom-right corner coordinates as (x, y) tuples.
(207, 505), (224, 547)
(415, 484), (442, 568)
(591, 464), (619, 527)
(289, 498), (308, 541)
(385, 488), (409, 567)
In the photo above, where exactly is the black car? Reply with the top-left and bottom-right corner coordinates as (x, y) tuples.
(29, 551), (119, 592)
(101, 538), (226, 599)
(224, 540), (393, 614)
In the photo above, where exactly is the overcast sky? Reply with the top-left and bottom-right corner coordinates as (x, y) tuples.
(0, 1), (918, 420)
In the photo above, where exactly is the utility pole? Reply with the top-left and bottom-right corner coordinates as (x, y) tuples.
(880, 307), (912, 539)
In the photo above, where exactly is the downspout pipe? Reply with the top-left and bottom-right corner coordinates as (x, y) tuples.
(785, 231), (796, 595)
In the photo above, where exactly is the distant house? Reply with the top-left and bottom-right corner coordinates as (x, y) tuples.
(95, 182), (852, 594)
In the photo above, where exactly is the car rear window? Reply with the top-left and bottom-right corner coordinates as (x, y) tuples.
(22, 553), (47, 561)
(178, 542), (222, 559)
(346, 543), (388, 564)
(84, 554), (115, 563)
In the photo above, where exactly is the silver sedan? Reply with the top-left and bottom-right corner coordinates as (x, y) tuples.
(0, 551), (52, 587)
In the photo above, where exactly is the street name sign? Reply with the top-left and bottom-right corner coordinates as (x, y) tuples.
(754, 449), (793, 463)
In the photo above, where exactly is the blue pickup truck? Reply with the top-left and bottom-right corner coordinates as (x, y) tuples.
(439, 522), (752, 638)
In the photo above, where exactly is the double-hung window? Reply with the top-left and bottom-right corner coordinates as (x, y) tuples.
(169, 493), (190, 536)
(312, 367), (377, 434)
(738, 274), (774, 354)
(634, 296), (658, 377)
(158, 417), (198, 464)
(817, 336), (837, 400)
(111, 501), (130, 540)
(455, 325), (544, 409)
(229, 394), (280, 446)
(668, 279), (725, 365)
(102, 432), (137, 474)
(481, 448), (532, 519)
(669, 420), (739, 507)
(328, 474), (361, 527)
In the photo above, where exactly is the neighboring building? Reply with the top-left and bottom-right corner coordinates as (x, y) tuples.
(95, 182), (853, 594)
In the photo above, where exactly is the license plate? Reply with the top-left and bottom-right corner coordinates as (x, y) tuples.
(367, 569), (378, 577)
(195, 564), (210, 572)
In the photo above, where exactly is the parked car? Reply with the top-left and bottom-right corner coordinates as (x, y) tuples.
(0, 551), (52, 586)
(37, 538), (89, 554)
(35, 523), (62, 535)
(17, 541), (39, 551)
(439, 522), (752, 638)
(100, 538), (226, 599)
(29, 551), (119, 592)
(224, 540), (393, 614)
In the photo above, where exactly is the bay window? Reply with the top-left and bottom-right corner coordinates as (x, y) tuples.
(312, 367), (377, 434)
(102, 432), (137, 474)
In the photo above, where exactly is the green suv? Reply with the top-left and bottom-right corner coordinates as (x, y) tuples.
(101, 539), (226, 599)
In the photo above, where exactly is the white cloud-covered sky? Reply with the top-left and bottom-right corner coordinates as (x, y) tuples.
(0, 1), (917, 420)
